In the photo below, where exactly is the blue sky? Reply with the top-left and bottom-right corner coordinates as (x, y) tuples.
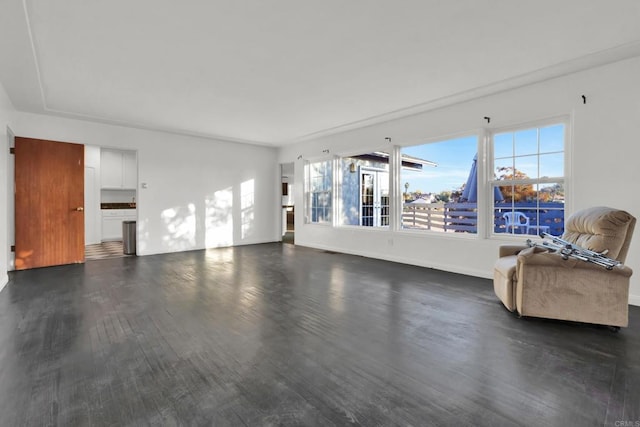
(401, 124), (564, 194)
(401, 135), (478, 194)
(494, 124), (564, 180)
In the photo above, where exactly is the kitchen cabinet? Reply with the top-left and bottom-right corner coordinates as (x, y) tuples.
(101, 149), (137, 189)
(122, 151), (137, 189)
(101, 209), (136, 241)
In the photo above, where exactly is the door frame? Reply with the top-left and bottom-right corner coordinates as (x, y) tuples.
(359, 167), (389, 227)
(279, 162), (295, 242)
(6, 127), (15, 271)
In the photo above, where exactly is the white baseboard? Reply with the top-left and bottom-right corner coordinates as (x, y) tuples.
(296, 242), (492, 280)
(294, 243), (640, 308)
(137, 238), (277, 257)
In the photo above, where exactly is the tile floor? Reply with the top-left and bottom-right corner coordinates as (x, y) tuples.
(85, 241), (130, 260)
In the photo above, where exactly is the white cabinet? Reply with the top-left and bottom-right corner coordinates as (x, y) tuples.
(101, 149), (123, 188)
(122, 151), (137, 189)
(101, 149), (137, 189)
(101, 209), (136, 241)
(102, 216), (124, 241)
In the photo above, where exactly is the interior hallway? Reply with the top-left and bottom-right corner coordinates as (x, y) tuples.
(1, 243), (638, 425)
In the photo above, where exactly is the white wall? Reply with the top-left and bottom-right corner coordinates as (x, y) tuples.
(279, 56), (640, 305)
(101, 189), (136, 203)
(0, 82), (15, 291)
(85, 145), (101, 244)
(10, 113), (280, 258)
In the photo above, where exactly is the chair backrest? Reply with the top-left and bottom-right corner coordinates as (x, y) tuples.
(503, 211), (529, 226)
(562, 206), (636, 262)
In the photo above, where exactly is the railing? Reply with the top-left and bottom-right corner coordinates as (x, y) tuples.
(402, 202), (447, 230)
(402, 201), (565, 235)
(494, 202), (565, 236)
(402, 202), (478, 233)
(443, 202), (478, 233)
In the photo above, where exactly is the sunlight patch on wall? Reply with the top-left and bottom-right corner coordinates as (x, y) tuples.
(161, 203), (196, 250)
(206, 187), (233, 247)
(241, 179), (255, 240)
(138, 218), (149, 252)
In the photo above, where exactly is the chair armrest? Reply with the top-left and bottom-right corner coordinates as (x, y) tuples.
(499, 245), (529, 258)
(517, 250), (633, 277)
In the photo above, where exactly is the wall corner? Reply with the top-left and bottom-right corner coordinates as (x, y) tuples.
(0, 273), (8, 294)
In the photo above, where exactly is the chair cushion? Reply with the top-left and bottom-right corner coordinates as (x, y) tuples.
(562, 206), (635, 261)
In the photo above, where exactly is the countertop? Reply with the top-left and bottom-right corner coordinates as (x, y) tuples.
(101, 203), (136, 209)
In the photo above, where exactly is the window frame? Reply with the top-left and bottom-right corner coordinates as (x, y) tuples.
(396, 132), (483, 238)
(299, 116), (571, 241)
(304, 157), (334, 225)
(487, 116), (571, 239)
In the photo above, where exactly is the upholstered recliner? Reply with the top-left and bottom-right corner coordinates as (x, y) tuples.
(494, 206), (636, 327)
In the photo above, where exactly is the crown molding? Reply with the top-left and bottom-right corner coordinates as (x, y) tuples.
(283, 40), (640, 146)
(22, 0), (640, 148)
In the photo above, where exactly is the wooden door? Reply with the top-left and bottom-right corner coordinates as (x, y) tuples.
(15, 137), (85, 269)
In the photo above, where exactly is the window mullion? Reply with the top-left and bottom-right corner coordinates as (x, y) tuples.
(332, 155), (340, 228)
(478, 130), (489, 239)
(390, 145), (401, 232)
(490, 120), (567, 237)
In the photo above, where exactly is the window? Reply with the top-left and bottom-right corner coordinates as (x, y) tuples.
(491, 123), (565, 236)
(300, 120), (567, 238)
(400, 136), (478, 233)
(306, 160), (333, 224)
(339, 153), (390, 227)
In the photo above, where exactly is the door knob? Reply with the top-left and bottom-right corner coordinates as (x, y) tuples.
(75, 207), (84, 211)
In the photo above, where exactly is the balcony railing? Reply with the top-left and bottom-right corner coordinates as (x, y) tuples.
(402, 201), (565, 235)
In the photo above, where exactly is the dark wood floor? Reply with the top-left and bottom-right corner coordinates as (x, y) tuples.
(1, 243), (639, 426)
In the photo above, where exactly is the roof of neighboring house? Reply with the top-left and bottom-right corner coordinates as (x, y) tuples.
(352, 151), (437, 171)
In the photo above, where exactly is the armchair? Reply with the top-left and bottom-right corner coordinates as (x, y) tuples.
(493, 206), (636, 328)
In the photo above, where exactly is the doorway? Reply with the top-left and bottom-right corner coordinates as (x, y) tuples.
(85, 146), (137, 260)
(281, 162), (294, 244)
(360, 168), (389, 227)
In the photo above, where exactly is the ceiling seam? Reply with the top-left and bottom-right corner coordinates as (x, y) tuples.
(21, 0), (48, 111)
(27, 108), (274, 147)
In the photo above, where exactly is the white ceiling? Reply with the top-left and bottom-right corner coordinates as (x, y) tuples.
(1, 1), (640, 146)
